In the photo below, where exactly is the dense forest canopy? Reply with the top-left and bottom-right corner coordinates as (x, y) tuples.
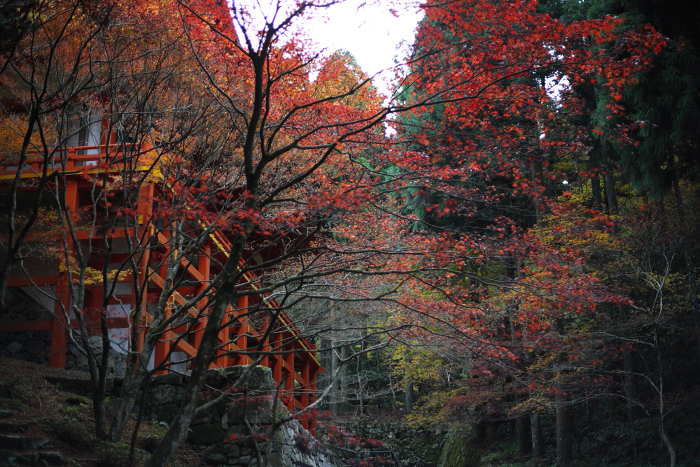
(1, 0), (699, 465)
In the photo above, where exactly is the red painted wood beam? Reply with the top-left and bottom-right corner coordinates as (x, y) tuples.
(0, 320), (53, 332)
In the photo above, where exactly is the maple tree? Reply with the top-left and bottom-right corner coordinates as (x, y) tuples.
(130, 1), (395, 465)
(372, 0), (670, 464)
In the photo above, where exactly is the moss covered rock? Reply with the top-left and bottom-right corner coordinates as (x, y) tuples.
(438, 428), (480, 467)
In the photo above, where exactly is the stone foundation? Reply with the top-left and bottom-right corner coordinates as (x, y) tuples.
(143, 366), (337, 467)
(0, 288), (52, 365)
(0, 330), (51, 365)
(0, 287), (127, 376)
(65, 337), (127, 376)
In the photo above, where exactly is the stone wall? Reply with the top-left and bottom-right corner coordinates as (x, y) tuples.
(143, 365), (338, 467)
(341, 420), (448, 467)
(0, 330), (51, 364)
(65, 337), (127, 376)
(0, 287), (127, 375)
(0, 288), (52, 365)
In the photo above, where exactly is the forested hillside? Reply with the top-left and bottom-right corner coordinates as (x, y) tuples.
(313, 1), (700, 466)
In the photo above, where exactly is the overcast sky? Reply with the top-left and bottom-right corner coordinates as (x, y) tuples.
(301, 1), (424, 95)
(230, 0), (424, 96)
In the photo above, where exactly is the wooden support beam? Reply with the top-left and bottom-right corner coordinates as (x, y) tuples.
(6, 275), (56, 287)
(167, 331), (198, 359)
(309, 366), (318, 434)
(157, 231), (206, 283)
(300, 357), (311, 429)
(0, 320), (53, 332)
(135, 275), (148, 358)
(148, 269), (188, 307)
(272, 332), (283, 390)
(285, 339), (295, 411)
(234, 295), (251, 365)
(301, 356), (310, 408)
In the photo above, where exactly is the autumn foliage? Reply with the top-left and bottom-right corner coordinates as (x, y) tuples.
(3, 0), (700, 465)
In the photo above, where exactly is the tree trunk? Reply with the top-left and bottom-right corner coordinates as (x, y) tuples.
(603, 170), (618, 215)
(144, 287), (238, 467)
(475, 422), (487, 443)
(93, 317), (110, 440)
(615, 306), (642, 421)
(404, 382), (414, 414)
(556, 390), (573, 467)
(601, 138), (618, 216)
(144, 216), (256, 467)
(358, 327), (367, 416)
(532, 160), (546, 228)
(662, 425), (676, 467)
(531, 412), (545, 459)
(591, 171), (603, 212)
(110, 235), (182, 442)
(109, 345), (155, 441)
(516, 415), (532, 456)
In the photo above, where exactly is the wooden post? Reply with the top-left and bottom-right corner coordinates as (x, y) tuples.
(309, 366), (318, 435)
(134, 181), (154, 359)
(285, 337), (295, 411)
(136, 182), (154, 226)
(50, 179), (79, 368)
(272, 331), (282, 386)
(236, 295), (249, 365)
(50, 273), (69, 368)
(154, 226), (171, 374)
(194, 245), (210, 349)
(260, 335), (271, 368)
(301, 356), (310, 428)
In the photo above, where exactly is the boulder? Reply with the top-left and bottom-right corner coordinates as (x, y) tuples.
(228, 398), (274, 425)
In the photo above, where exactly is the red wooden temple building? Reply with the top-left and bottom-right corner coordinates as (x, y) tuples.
(0, 139), (322, 430)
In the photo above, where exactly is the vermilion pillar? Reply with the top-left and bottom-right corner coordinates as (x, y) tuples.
(50, 179), (79, 368)
(235, 295), (250, 365)
(301, 357), (310, 428)
(309, 365), (318, 434)
(285, 337), (295, 411)
(194, 245), (211, 349)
